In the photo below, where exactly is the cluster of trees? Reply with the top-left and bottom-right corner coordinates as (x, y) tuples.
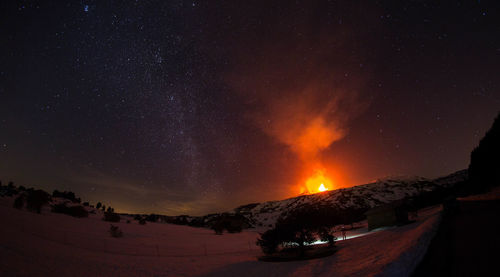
(2, 182), (123, 222)
(257, 204), (337, 256)
(52, 190), (81, 203)
(144, 213), (160, 222)
(95, 202), (114, 212)
(11, 187), (95, 217)
(0, 181), (22, 197)
(103, 208), (120, 222)
(7, 183), (126, 235)
(93, 201), (121, 222)
(52, 191), (120, 221)
(165, 215), (192, 225)
(132, 214), (162, 225)
(13, 189), (51, 214)
(52, 203), (89, 218)
(133, 214), (145, 224)
(210, 213), (250, 234)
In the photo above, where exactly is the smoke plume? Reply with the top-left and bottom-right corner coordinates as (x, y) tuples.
(225, 4), (373, 192)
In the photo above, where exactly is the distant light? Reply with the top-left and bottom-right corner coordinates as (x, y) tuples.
(84, 5), (89, 12)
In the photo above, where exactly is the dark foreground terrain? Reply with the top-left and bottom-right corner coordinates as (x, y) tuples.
(414, 188), (500, 276)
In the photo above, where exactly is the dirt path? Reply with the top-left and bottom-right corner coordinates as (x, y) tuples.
(413, 196), (500, 276)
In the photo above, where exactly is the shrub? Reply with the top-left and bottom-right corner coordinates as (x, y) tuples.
(103, 211), (120, 222)
(318, 227), (336, 248)
(146, 213), (159, 222)
(109, 225), (123, 238)
(256, 228), (281, 254)
(3, 182), (18, 196)
(212, 223), (224, 235)
(13, 194), (25, 209)
(139, 218), (147, 225)
(210, 213), (249, 234)
(52, 190), (80, 203)
(188, 217), (205, 227)
(52, 204), (89, 218)
(26, 189), (50, 213)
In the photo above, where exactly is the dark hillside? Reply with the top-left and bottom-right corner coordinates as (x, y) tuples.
(469, 112), (500, 191)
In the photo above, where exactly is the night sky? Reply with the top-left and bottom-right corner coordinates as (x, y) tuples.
(1, 1), (499, 215)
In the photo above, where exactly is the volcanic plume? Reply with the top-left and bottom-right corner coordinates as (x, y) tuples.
(232, 66), (367, 194)
(226, 6), (371, 195)
(253, 85), (360, 194)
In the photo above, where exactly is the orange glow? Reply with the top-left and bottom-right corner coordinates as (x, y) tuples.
(287, 117), (345, 161)
(304, 169), (333, 194)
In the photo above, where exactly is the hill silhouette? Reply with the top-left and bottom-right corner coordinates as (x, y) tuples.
(469, 111), (500, 191)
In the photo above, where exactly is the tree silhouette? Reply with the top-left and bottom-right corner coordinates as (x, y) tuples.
(257, 204), (337, 256)
(26, 190), (50, 213)
(469, 111), (500, 191)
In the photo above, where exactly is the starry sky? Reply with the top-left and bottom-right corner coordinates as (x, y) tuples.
(1, 0), (499, 215)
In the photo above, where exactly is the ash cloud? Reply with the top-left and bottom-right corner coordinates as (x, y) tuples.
(221, 3), (377, 195)
(229, 37), (369, 164)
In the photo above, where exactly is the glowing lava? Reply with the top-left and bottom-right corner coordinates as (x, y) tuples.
(304, 169), (333, 194)
(318, 183), (328, 192)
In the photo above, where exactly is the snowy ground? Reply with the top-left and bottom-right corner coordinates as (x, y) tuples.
(0, 198), (441, 277)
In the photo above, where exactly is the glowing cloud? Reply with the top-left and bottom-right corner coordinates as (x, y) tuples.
(227, 16), (369, 196)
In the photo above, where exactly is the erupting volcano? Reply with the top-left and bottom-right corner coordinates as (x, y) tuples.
(302, 169), (334, 194)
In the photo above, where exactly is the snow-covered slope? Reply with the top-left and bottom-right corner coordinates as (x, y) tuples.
(0, 194), (443, 277)
(235, 170), (467, 228)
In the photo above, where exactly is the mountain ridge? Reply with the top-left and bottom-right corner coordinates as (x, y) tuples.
(228, 169), (467, 228)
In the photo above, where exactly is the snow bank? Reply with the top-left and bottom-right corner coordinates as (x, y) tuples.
(377, 207), (442, 276)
